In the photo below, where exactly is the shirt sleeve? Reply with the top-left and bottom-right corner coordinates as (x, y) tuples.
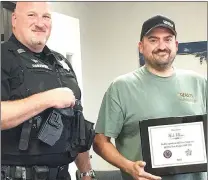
(95, 82), (125, 139)
(1, 68), (11, 101)
(1, 45), (13, 101)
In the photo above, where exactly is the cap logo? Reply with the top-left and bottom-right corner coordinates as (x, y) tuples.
(163, 20), (173, 27)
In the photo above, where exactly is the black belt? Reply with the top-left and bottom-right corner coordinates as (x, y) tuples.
(1, 165), (69, 180)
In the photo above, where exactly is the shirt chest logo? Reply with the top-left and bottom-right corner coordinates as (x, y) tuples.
(28, 58), (51, 70)
(31, 64), (50, 70)
(177, 92), (197, 103)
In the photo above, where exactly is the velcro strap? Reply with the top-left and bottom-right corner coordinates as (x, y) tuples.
(19, 119), (33, 151)
(48, 168), (58, 180)
(32, 166), (49, 180)
(57, 165), (69, 179)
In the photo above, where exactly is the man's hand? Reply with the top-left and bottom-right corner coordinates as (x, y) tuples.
(128, 161), (161, 180)
(46, 87), (76, 108)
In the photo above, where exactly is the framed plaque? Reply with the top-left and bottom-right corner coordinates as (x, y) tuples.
(139, 114), (207, 176)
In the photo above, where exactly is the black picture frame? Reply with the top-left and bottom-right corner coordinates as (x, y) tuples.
(139, 114), (207, 176)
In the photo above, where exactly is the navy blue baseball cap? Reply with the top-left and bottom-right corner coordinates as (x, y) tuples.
(140, 15), (177, 41)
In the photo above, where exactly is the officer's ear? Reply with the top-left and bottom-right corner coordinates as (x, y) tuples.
(12, 10), (17, 28)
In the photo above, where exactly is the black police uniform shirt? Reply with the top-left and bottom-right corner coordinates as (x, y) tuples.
(1, 34), (81, 166)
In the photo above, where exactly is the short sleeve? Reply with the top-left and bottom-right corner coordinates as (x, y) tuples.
(1, 44), (13, 101)
(95, 82), (124, 139)
(1, 67), (11, 101)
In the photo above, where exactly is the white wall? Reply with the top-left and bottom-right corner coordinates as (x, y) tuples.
(50, 2), (207, 171)
(46, 12), (83, 93)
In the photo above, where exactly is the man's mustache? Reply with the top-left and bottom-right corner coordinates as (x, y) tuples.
(153, 49), (171, 54)
(32, 27), (46, 32)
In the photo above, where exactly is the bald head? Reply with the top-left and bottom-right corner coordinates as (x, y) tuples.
(15, 2), (51, 14)
(12, 2), (52, 52)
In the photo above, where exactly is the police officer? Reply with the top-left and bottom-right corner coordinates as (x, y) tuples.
(1, 2), (95, 180)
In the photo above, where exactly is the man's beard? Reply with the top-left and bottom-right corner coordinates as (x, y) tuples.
(31, 36), (47, 46)
(145, 49), (176, 71)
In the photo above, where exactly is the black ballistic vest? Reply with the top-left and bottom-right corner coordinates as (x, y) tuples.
(1, 42), (95, 166)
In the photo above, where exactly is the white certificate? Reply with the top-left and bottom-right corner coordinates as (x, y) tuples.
(148, 122), (207, 168)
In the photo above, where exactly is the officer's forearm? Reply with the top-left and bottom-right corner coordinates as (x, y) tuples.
(1, 92), (52, 130)
(75, 151), (92, 172)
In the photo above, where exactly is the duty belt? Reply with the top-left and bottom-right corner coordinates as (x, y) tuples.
(1, 165), (69, 180)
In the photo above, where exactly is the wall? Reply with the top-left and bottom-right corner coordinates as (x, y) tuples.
(0, 3), (3, 41)
(1, 3), (13, 42)
(46, 12), (83, 93)
(50, 2), (207, 171)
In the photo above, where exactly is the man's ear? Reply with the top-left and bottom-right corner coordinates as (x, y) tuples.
(138, 41), (143, 54)
(175, 40), (179, 52)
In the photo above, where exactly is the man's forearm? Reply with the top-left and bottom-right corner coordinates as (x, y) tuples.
(1, 92), (52, 130)
(93, 138), (133, 174)
(75, 151), (92, 172)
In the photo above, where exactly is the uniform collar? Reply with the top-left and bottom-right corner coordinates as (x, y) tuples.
(8, 34), (63, 66)
(8, 34), (51, 57)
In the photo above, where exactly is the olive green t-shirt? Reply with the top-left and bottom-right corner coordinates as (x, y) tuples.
(95, 66), (207, 180)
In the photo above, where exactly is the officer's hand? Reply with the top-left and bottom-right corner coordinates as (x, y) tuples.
(46, 87), (76, 108)
(128, 161), (161, 180)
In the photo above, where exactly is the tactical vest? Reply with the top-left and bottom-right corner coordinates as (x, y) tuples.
(1, 42), (95, 166)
